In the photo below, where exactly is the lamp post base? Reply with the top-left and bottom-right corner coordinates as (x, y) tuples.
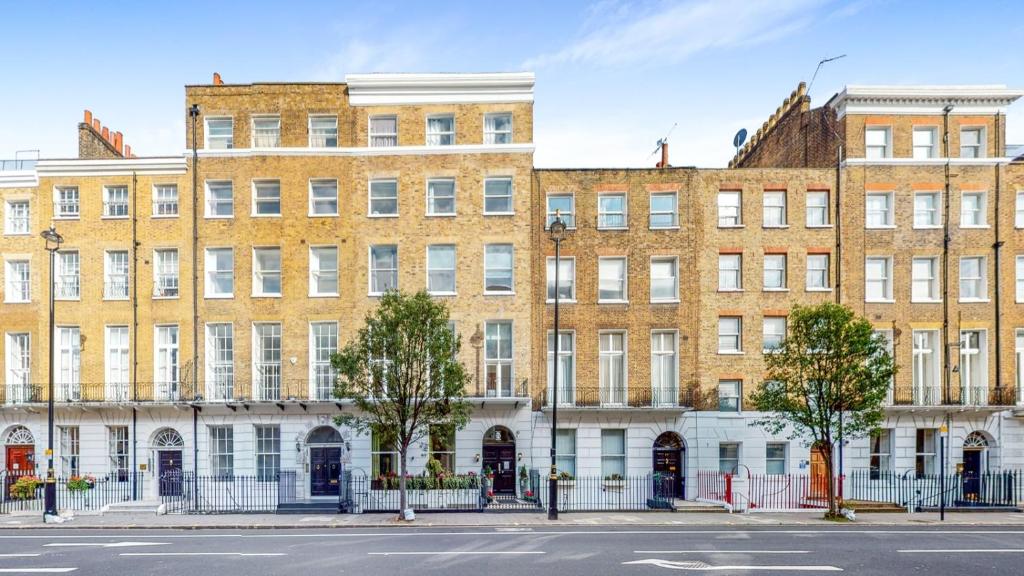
(43, 481), (58, 518)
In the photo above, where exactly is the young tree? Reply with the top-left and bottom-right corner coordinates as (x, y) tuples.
(332, 290), (471, 519)
(748, 302), (895, 518)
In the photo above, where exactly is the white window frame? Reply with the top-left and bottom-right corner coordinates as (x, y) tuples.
(913, 191), (941, 228)
(864, 256), (894, 302)
(368, 244), (399, 295)
(483, 112), (512, 145)
(651, 330), (678, 406)
(204, 116), (234, 149)
(806, 253), (830, 291)
(719, 442), (740, 474)
(649, 192), (679, 229)
(369, 115), (398, 148)
(484, 321), (514, 397)
(483, 177), (514, 215)
(650, 256), (679, 303)
(426, 178), (456, 216)
(1016, 191), (1024, 229)
(153, 248), (179, 298)
(55, 250), (80, 300)
(865, 192), (894, 228)
(762, 191), (787, 228)
(251, 115), (281, 148)
(4, 333), (31, 403)
(959, 256), (987, 302)
(205, 180), (233, 218)
(308, 114), (338, 148)
(205, 322), (234, 401)
(763, 316), (786, 352)
(599, 331), (627, 406)
(959, 330), (988, 405)
(102, 185), (129, 219)
(718, 254), (742, 292)
(869, 429), (893, 477)
(718, 380), (741, 412)
(911, 256), (940, 303)
(54, 186), (80, 220)
(204, 247), (234, 299)
(427, 244), (457, 295)
(555, 429), (576, 477)
(546, 256), (575, 302)
(251, 180), (281, 217)
(152, 184), (179, 217)
(598, 256), (628, 303)
(960, 191), (988, 228)
(865, 126), (891, 159)
(805, 191), (829, 227)
(308, 179), (339, 217)
(55, 326), (81, 401)
(912, 126), (938, 159)
(104, 250), (130, 301)
(546, 330), (576, 405)
(4, 259), (30, 303)
(912, 330), (940, 404)
(310, 321), (339, 401)
(105, 326), (130, 401)
(252, 322), (282, 401)
(59, 425), (80, 477)
(483, 244), (514, 295)
(546, 193), (576, 229)
(600, 429), (627, 478)
(254, 424), (281, 481)
(252, 247), (282, 297)
(309, 245), (339, 297)
(1016, 329), (1024, 405)
(426, 114), (455, 146)
(209, 425), (234, 478)
(717, 191), (742, 227)
(154, 325), (179, 402)
(718, 317), (743, 354)
(4, 199), (30, 235)
(108, 425), (129, 478)
(766, 442), (788, 475)
(368, 179), (399, 217)
(1017, 255), (1024, 303)
(960, 126), (986, 158)
(598, 192), (628, 230)
(763, 253), (787, 291)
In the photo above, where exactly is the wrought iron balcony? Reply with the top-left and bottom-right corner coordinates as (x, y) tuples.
(104, 276), (129, 300)
(154, 275), (179, 297)
(541, 384), (700, 409)
(887, 385), (1021, 408)
(103, 200), (129, 217)
(54, 276), (80, 299)
(153, 200), (179, 216)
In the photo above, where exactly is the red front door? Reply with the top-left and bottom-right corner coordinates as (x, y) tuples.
(5, 445), (34, 475)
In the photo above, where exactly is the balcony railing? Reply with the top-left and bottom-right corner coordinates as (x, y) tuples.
(888, 385), (1021, 407)
(55, 276), (79, 299)
(0, 159), (37, 171)
(3, 382), (41, 404)
(154, 275), (179, 298)
(254, 363), (282, 401)
(105, 276), (129, 299)
(6, 217), (29, 234)
(541, 385), (701, 408)
(54, 200), (79, 218)
(153, 200), (179, 216)
(103, 200), (128, 217)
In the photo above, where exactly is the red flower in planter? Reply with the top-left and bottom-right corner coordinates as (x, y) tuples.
(526, 490), (533, 497)
(487, 490), (494, 497)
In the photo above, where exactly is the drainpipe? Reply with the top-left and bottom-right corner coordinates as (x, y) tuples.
(834, 142), (843, 302)
(993, 111), (1004, 398)
(189, 105), (200, 402)
(942, 105), (953, 474)
(131, 170), (139, 500)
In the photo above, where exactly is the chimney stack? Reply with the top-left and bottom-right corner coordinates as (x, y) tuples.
(656, 141), (670, 168)
(213, 72), (223, 85)
(84, 110), (93, 125)
(79, 108), (135, 159)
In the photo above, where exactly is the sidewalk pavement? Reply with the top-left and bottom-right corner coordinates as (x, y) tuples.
(2, 510), (1023, 530)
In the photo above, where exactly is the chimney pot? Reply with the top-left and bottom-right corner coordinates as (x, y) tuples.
(657, 141), (669, 168)
(92, 118), (101, 132)
(213, 72), (223, 85)
(114, 132), (123, 154)
(124, 145), (131, 158)
(102, 126), (110, 140)
(84, 110), (92, 125)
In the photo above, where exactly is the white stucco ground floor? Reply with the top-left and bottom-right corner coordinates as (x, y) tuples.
(2, 401), (1023, 504)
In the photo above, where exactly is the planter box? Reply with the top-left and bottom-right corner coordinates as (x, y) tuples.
(602, 480), (626, 489)
(366, 488), (479, 510)
(557, 480), (576, 488)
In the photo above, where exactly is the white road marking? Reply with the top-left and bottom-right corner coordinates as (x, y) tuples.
(119, 552), (286, 557)
(0, 554), (42, 557)
(899, 549), (1024, 554)
(368, 551), (545, 556)
(625, 559), (842, 571)
(635, 551), (810, 555)
(44, 542), (166, 548)
(0, 570), (77, 574)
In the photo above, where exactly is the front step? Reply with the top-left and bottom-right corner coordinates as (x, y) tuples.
(277, 502), (341, 514)
(671, 499), (729, 512)
(103, 500), (162, 515)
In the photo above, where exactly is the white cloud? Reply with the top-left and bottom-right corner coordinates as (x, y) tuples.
(524, 0), (828, 69)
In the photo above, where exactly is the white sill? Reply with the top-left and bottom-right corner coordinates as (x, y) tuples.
(959, 298), (991, 303)
(650, 299), (680, 304)
(483, 212), (515, 217)
(367, 214), (399, 218)
(911, 299), (942, 304)
(866, 225), (896, 230)
(151, 214), (180, 219)
(913, 225), (942, 230)
(806, 287), (833, 292)
(960, 225), (991, 229)
(545, 299), (576, 304)
(3, 300), (30, 304)
(597, 227), (629, 232)
(53, 216), (80, 221)
(484, 291), (516, 296)
(763, 349), (781, 354)
(3, 232), (31, 236)
(649, 225), (681, 231)
(806, 224), (833, 229)
(205, 215), (234, 220)
(763, 225), (790, 229)
(718, 288), (744, 293)
(718, 350), (745, 355)
(866, 299), (896, 304)
(151, 296), (180, 301)
(764, 288), (789, 292)
(718, 224), (745, 229)
(54, 297), (80, 302)
(103, 297), (129, 302)
(598, 300), (629, 305)
(101, 215), (129, 220)
(308, 213), (340, 218)
(430, 292), (459, 297)
(205, 294), (234, 300)
(309, 293), (340, 298)
(251, 213), (282, 218)
(426, 213), (457, 218)
(252, 293), (282, 298)
(719, 411), (745, 418)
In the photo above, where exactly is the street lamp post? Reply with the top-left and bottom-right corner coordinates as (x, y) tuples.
(548, 212), (567, 521)
(40, 225), (64, 520)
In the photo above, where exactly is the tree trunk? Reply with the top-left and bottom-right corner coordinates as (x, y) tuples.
(823, 448), (838, 517)
(399, 450), (409, 520)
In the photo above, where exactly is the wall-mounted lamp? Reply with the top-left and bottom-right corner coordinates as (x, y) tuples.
(295, 441), (302, 453)
(517, 452), (524, 461)
(473, 453), (480, 463)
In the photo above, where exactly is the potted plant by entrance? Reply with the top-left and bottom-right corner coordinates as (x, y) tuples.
(9, 476), (42, 500)
(518, 465), (528, 496)
(66, 475), (96, 492)
(603, 473), (626, 489)
(557, 470), (575, 488)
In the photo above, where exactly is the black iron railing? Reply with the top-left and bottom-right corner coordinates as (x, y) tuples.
(160, 472), (280, 513)
(887, 386), (1021, 407)
(0, 471), (143, 514)
(535, 473), (676, 512)
(541, 385), (703, 409)
(847, 469), (1022, 508)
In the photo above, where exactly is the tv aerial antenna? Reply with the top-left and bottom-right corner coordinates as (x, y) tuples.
(808, 54), (847, 97)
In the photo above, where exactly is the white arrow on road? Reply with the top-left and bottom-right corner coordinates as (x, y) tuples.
(44, 542), (168, 548)
(624, 559), (842, 571)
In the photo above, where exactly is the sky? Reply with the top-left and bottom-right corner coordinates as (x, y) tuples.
(1, 0), (1023, 168)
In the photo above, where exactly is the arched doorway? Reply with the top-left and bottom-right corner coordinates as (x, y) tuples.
(962, 431), (990, 501)
(4, 426), (35, 477)
(306, 426), (343, 497)
(652, 432), (684, 498)
(482, 426), (516, 495)
(809, 441), (830, 499)
(152, 428), (184, 496)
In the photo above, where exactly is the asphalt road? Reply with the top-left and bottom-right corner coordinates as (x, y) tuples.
(0, 525), (1022, 575)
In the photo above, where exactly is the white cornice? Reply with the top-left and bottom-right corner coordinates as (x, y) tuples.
(830, 84), (1023, 118)
(843, 157), (1014, 167)
(345, 72), (535, 106)
(36, 157), (188, 177)
(193, 143), (535, 158)
(0, 170), (38, 188)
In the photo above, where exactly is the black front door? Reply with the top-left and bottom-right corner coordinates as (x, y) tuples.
(653, 448), (684, 498)
(483, 444), (516, 494)
(310, 447), (341, 497)
(962, 450), (982, 502)
(158, 450), (183, 497)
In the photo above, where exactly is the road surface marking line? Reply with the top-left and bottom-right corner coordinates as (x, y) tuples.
(119, 552), (286, 557)
(44, 542), (166, 548)
(0, 570), (77, 574)
(634, 551), (810, 554)
(899, 549), (1024, 553)
(0, 554), (42, 557)
(625, 559), (841, 571)
(368, 551), (545, 556)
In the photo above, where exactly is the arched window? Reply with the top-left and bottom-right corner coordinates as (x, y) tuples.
(963, 431), (989, 449)
(5, 426), (34, 445)
(153, 429), (184, 448)
(307, 426), (343, 444)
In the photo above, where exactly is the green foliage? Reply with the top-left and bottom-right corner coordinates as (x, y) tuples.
(748, 302), (896, 515)
(9, 476), (41, 500)
(332, 290), (472, 514)
(425, 457), (445, 478)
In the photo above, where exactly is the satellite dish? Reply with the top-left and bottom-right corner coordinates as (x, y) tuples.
(733, 128), (748, 149)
